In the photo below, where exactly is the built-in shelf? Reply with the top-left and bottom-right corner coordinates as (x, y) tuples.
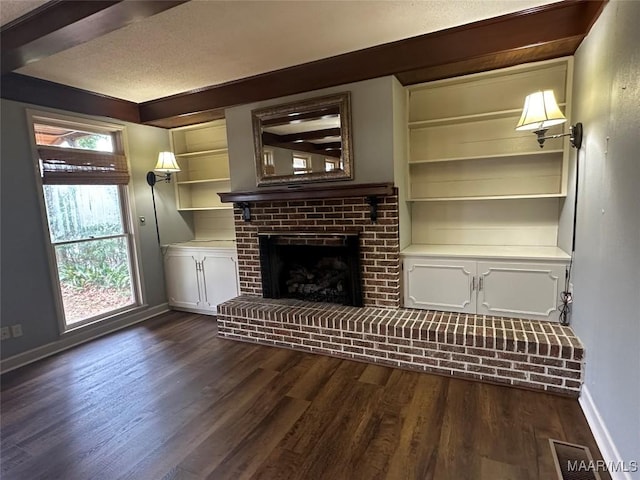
(168, 240), (237, 249)
(408, 104), (566, 129)
(410, 193), (567, 202)
(409, 149), (564, 165)
(177, 206), (233, 211)
(176, 178), (231, 185)
(174, 148), (228, 157)
(171, 119), (232, 214)
(218, 182), (395, 203)
(409, 108), (522, 129)
(400, 244), (571, 261)
(405, 57), (573, 253)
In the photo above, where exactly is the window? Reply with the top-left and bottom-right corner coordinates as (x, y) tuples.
(325, 158), (340, 172)
(263, 149), (275, 176)
(30, 114), (141, 330)
(292, 154), (311, 175)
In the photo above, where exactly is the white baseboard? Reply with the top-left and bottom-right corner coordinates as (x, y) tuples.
(0, 304), (169, 374)
(579, 385), (634, 480)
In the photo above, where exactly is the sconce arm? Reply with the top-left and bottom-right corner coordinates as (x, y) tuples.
(534, 123), (583, 149)
(146, 171), (174, 186)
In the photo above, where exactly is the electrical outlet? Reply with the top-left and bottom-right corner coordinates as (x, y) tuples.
(1, 327), (10, 341)
(11, 324), (23, 338)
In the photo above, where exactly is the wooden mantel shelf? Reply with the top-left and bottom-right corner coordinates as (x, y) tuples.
(218, 182), (395, 203)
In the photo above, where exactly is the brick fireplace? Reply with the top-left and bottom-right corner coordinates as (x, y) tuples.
(231, 186), (400, 308)
(217, 183), (584, 397)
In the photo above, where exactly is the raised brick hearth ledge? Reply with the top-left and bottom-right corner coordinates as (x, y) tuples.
(217, 296), (584, 397)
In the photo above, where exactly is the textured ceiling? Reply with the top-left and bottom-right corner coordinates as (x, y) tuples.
(0, 0), (49, 26)
(9, 0), (560, 103)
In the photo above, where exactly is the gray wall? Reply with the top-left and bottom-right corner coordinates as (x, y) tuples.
(226, 77), (396, 191)
(0, 99), (194, 359)
(570, 0), (640, 470)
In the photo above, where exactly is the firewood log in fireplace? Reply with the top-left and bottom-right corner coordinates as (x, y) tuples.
(285, 258), (347, 300)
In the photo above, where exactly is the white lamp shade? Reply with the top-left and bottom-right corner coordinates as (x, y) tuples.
(154, 151), (181, 173)
(515, 90), (567, 131)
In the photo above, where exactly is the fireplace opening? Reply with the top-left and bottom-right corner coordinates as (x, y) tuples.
(259, 232), (363, 307)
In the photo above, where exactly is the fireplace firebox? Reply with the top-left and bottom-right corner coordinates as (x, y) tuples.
(258, 232), (363, 307)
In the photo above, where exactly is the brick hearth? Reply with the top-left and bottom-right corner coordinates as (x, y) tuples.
(218, 296), (584, 397)
(224, 188), (585, 396)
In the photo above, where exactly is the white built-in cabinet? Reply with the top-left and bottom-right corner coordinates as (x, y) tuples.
(401, 58), (574, 321)
(164, 243), (239, 315)
(402, 246), (568, 322)
(163, 121), (238, 316)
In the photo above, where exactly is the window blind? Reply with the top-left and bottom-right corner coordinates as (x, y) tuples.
(38, 146), (129, 185)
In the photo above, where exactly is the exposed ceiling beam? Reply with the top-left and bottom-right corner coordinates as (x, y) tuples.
(139, 0), (606, 127)
(262, 132), (342, 159)
(277, 128), (342, 143)
(0, 1), (606, 128)
(261, 109), (340, 127)
(1, 72), (140, 123)
(395, 35), (584, 85)
(146, 110), (226, 129)
(1, 0), (190, 74)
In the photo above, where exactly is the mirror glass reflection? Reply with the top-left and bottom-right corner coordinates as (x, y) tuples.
(252, 92), (353, 185)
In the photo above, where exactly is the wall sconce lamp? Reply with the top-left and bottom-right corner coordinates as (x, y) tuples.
(515, 90), (583, 149)
(516, 90), (584, 326)
(146, 152), (181, 245)
(146, 151), (181, 186)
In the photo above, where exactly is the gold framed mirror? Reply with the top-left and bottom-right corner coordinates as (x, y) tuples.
(252, 92), (353, 186)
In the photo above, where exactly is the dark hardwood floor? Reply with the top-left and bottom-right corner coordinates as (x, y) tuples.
(1, 311), (609, 480)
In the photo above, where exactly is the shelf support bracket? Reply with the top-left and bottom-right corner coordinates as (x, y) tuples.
(366, 196), (379, 223)
(235, 202), (251, 222)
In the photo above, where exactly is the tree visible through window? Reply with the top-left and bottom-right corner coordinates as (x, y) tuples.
(32, 117), (140, 329)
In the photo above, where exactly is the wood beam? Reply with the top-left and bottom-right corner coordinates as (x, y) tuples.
(1, 0), (190, 75)
(260, 109), (340, 127)
(261, 132), (341, 159)
(139, 0), (606, 125)
(278, 128), (341, 143)
(395, 36), (584, 85)
(0, 1), (606, 128)
(144, 109), (226, 129)
(0, 73), (140, 123)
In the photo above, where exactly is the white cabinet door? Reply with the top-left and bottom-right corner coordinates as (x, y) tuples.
(402, 254), (568, 321)
(200, 254), (239, 313)
(404, 257), (476, 313)
(164, 252), (202, 310)
(477, 261), (565, 321)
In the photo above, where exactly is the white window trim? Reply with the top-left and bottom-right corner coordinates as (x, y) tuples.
(26, 109), (147, 334)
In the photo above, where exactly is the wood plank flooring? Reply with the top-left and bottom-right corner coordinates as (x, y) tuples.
(1, 311), (609, 480)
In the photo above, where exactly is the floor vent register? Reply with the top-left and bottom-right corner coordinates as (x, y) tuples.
(550, 439), (602, 480)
